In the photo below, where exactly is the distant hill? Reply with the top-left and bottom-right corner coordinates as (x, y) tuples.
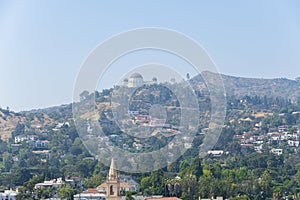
(191, 71), (300, 104)
(1, 72), (300, 141)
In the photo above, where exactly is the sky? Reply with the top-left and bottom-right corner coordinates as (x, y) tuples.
(0, 1), (300, 111)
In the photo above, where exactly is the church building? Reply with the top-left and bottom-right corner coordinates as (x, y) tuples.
(106, 158), (121, 200)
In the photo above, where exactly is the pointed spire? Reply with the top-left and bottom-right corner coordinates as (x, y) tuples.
(108, 158), (118, 180)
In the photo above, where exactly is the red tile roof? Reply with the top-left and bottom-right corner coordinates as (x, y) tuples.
(86, 188), (101, 193)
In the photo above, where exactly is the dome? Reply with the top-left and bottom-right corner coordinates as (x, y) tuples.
(130, 73), (143, 79)
(123, 78), (128, 82)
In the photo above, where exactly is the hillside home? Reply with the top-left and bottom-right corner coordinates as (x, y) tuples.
(14, 135), (37, 143)
(0, 190), (18, 200)
(207, 150), (225, 157)
(270, 148), (283, 156)
(288, 140), (299, 147)
(34, 178), (64, 189)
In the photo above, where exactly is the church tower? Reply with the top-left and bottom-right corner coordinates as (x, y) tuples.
(106, 158), (120, 200)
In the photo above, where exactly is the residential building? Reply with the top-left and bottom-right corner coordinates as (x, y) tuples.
(207, 150), (225, 157)
(65, 176), (84, 187)
(34, 178), (64, 189)
(73, 189), (106, 200)
(288, 140), (299, 147)
(270, 148), (283, 156)
(0, 190), (18, 200)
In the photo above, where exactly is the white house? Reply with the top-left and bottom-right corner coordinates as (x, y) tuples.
(14, 135), (37, 143)
(288, 140), (299, 147)
(207, 150), (225, 157)
(0, 190), (18, 200)
(270, 148), (283, 156)
(34, 178), (64, 189)
(74, 189), (106, 200)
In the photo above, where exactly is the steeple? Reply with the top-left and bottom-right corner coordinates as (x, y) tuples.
(108, 158), (118, 180)
(106, 158), (120, 200)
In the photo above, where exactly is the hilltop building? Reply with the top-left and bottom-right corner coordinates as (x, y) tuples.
(128, 73), (144, 87)
(121, 73), (157, 88)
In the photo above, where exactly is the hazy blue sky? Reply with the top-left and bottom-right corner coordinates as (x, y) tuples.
(0, 1), (300, 111)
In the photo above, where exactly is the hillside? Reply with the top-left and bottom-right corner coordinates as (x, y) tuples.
(0, 109), (22, 141)
(1, 72), (300, 141)
(191, 71), (300, 104)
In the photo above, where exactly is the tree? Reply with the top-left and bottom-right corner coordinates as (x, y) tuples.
(125, 191), (134, 200)
(70, 146), (83, 156)
(181, 174), (197, 200)
(261, 170), (272, 198)
(16, 187), (34, 200)
(58, 184), (74, 199)
(186, 73), (190, 80)
(190, 158), (203, 181)
(140, 177), (152, 195)
(79, 90), (90, 101)
(3, 155), (13, 172)
(179, 160), (190, 172)
(12, 123), (25, 137)
(84, 174), (103, 188)
(180, 158), (203, 181)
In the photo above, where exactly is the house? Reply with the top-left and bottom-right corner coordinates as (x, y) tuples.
(133, 142), (143, 150)
(12, 156), (19, 162)
(278, 125), (287, 132)
(149, 119), (166, 127)
(241, 144), (254, 147)
(34, 140), (50, 147)
(268, 132), (281, 141)
(0, 190), (18, 200)
(207, 150), (225, 157)
(31, 123), (43, 129)
(184, 143), (192, 149)
(65, 176), (84, 187)
(288, 140), (299, 147)
(135, 115), (150, 123)
(233, 135), (243, 140)
(34, 178), (64, 189)
(128, 110), (139, 115)
(52, 122), (70, 131)
(199, 197), (223, 200)
(122, 144), (129, 150)
(73, 189), (106, 200)
(32, 150), (50, 156)
(14, 135), (37, 143)
(270, 148), (283, 156)
(119, 175), (139, 191)
(254, 145), (263, 153)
